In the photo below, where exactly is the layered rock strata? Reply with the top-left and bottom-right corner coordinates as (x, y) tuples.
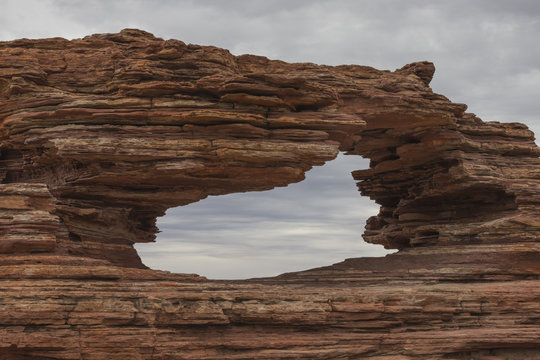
(0, 29), (539, 359)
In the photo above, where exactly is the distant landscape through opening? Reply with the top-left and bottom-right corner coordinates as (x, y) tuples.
(135, 153), (394, 279)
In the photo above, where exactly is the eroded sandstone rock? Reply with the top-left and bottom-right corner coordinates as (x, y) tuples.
(0, 29), (539, 359)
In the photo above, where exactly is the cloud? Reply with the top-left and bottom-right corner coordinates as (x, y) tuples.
(136, 154), (390, 279)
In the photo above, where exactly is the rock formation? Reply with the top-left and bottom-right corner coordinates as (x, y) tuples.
(0, 29), (539, 359)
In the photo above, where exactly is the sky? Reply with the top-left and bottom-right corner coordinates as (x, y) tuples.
(1, 0), (539, 279)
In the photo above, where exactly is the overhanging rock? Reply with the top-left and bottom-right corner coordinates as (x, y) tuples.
(0, 29), (539, 359)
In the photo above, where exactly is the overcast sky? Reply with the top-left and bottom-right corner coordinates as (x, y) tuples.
(2, 0), (539, 279)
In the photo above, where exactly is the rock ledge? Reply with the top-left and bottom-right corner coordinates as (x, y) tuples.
(0, 29), (539, 359)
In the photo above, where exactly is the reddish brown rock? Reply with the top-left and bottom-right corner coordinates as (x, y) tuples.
(0, 29), (539, 359)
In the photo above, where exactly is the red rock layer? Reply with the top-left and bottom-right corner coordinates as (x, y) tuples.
(0, 29), (539, 359)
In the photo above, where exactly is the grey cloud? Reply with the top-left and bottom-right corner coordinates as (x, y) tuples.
(137, 153), (386, 279)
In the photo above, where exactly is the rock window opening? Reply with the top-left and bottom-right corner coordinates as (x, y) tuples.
(135, 153), (395, 280)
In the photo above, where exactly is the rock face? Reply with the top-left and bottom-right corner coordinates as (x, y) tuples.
(0, 29), (539, 359)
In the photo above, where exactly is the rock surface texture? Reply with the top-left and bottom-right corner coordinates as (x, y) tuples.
(0, 29), (539, 359)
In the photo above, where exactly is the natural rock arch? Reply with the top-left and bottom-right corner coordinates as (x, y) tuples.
(0, 29), (539, 359)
